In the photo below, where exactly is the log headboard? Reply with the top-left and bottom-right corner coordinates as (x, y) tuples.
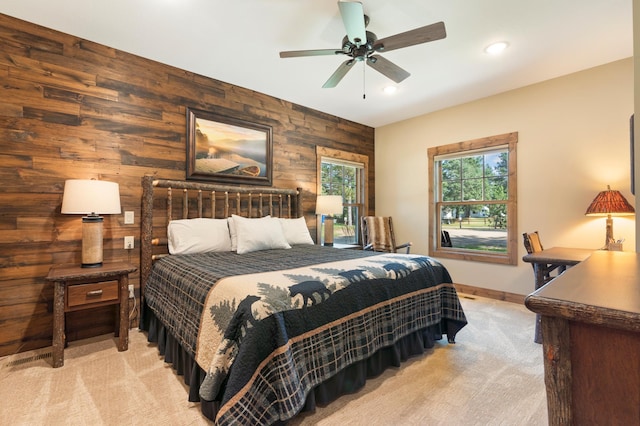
(140, 176), (302, 300)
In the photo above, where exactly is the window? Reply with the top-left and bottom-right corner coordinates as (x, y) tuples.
(316, 147), (368, 245)
(428, 133), (518, 265)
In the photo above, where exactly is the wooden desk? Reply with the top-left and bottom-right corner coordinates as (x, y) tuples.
(525, 251), (640, 425)
(45, 262), (137, 367)
(522, 247), (593, 342)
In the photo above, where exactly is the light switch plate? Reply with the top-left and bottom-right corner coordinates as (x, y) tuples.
(124, 211), (134, 225)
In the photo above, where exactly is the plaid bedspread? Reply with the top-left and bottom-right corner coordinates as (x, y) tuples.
(144, 245), (467, 425)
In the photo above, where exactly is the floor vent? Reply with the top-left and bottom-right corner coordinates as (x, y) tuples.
(4, 352), (52, 367)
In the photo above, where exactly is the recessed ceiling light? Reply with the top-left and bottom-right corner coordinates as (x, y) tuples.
(383, 86), (397, 95)
(484, 41), (509, 55)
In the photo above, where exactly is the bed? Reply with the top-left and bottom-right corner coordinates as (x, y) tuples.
(139, 176), (468, 425)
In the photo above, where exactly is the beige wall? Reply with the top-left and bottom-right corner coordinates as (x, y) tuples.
(375, 58), (634, 295)
(634, 0), (640, 248)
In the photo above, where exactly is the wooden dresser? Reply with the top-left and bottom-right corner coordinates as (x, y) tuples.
(525, 250), (640, 425)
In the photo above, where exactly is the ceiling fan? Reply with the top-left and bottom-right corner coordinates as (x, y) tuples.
(279, 1), (446, 89)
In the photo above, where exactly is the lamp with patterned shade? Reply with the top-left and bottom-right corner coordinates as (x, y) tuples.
(585, 185), (635, 249)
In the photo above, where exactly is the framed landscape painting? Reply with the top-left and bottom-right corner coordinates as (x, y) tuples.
(186, 107), (273, 186)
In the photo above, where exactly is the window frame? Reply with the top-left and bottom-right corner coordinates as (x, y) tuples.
(428, 132), (518, 265)
(316, 146), (368, 245)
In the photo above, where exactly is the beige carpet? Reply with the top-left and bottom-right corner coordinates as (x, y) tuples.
(0, 294), (547, 425)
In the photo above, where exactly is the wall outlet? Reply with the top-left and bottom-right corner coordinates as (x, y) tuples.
(128, 284), (135, 299)
(124, 236), (134, 249)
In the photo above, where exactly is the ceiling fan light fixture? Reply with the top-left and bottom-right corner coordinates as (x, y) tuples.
(484, 41), (509, 55)
(279, 2), (447, 89)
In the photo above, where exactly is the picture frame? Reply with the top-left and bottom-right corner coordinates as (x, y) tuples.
(186, 107), (273, 186)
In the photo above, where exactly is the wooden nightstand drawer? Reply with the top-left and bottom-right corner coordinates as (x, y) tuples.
(67, 281), (118, 309)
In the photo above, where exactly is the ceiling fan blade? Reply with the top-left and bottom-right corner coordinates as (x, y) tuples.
(338, 1), (367, 46)
(322, 60), (356, 88)
(280, 49), (343, 58)
(367, 55), (410, 83)
(373, 21), (446, 53)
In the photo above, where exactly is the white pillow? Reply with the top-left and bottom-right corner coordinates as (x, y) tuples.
(167, 218), (232, 255)
(228, 215), (272, 251)
(232, 214), (291, 254)
(227, 216), (238, 252)
(279, 217), (314, 245)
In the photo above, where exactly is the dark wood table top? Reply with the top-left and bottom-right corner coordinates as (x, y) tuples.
(526, 250), (640, 333)
(46, 262), (137, 281)
(522, 246), (593, 265)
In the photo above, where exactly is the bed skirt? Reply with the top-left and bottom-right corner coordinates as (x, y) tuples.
(141, 302), (447, 423)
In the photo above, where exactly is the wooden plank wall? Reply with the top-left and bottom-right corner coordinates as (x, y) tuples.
(0, 13), (375, 357)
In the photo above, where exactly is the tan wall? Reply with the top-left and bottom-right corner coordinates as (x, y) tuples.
(634, 0), (640, 250)
(0, 13), (374, 356)
(376, 58), (634, 295)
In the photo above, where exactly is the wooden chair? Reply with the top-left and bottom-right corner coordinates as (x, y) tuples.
(441, 230), (452, 247)
(523, 231), (544, 254)
(523, 231), (565, 284)
(361, 216), (411, 253)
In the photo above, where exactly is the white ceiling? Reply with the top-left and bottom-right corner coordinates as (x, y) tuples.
(2, 0), (633, 128)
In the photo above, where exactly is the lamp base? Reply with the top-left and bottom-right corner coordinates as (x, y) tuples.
(604, 215), (614, 250)
(323, 217), (335, 246)
(82, 215), (104, 268)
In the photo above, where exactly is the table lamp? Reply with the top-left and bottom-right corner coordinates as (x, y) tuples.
(316, 195), (343, 246)
(585, 185), (635, 249)
(61, 179), (121, 267)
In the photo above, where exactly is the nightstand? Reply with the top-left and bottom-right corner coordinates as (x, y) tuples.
(45, 262), (137, 367)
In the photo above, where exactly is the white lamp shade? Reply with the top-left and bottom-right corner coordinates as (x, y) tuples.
(61, 179), (121, 215)
(315, 195), (343, 216)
